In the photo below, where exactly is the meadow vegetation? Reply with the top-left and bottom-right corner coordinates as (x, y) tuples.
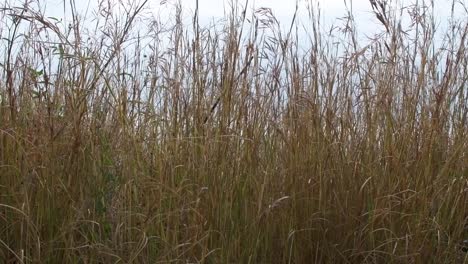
(0, 0), (467, 263)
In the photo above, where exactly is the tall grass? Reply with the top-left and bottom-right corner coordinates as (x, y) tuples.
(0, 0), (467, 263)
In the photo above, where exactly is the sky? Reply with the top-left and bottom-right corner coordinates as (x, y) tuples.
(22, 0), (464, 46)
(3, 0), (467, 49)
(16, 0), (467, 31)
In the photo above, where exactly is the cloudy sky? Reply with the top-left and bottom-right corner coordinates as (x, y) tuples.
(27, 0), (463, 39)
(33, 0), (466, 25)
(6, 0), (466, 43)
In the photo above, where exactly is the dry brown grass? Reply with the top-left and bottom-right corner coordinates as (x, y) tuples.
(0, 0), (467, 263)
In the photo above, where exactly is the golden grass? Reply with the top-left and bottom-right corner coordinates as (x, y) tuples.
(0, 0), (467, 263)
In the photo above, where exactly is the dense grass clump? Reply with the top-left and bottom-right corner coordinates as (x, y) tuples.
(0, 0), (467, 263)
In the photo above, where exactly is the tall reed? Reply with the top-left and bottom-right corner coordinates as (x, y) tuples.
(0, 0), (466, 263)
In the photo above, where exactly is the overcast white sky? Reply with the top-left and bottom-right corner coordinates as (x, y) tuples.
(29, 0), (465, 36)
(34, 0), (466, 23)
(5, 0), (467, 43)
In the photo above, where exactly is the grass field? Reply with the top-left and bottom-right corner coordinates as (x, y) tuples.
(0, 0), (467, 263)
